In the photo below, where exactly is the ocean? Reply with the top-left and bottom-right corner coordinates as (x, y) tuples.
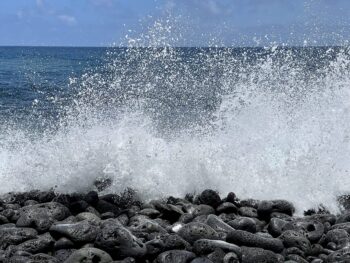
(1, 46), (350, 213)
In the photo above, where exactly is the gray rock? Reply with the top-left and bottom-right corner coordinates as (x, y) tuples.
(50, 220), (98, 243)
(15, 233), (54, 254)
(241, 246), (280, 263)
(54, 237), (75, 250)
(206, 214), (235, 233)
(178, 222), (220, 244)
(139, 208), (161, 218)
(228, 217), (257, 233)
(216, 202), (238, 214)
(191, 258), (214, 263)
(95, 219), (146, 259)
(226, 230), (284, 253)
(193, 205), (215, 217)
(193, 239), (241, 255)
(16, 202), (70, 232)
(163, 234), (191, 250)
(157, 250), (196, 263)
(76, 212), (101, 225)
(238, 207), (258, 218)
(325, 229), (350, 250)
(285, 254), (308, 263)
(199, 190), (221, 208)
(268, 217), (288, 237)
(64, 248), (113, 263)
(282, 218), (324, 242)
(145, 239), (164, 256)
(0, 227), (38, 249)
(53, 249), (76, 262)
(223, 252), (240, 263)
(257, 200), (295, 218)
(280, 230), (311, 253)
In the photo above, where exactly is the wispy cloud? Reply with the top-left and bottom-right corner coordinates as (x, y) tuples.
(57, 15), (77, 26)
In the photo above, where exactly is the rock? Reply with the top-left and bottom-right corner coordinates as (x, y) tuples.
(330, 222), (350, 233)
(64, 248), (113, 263)
(325, 247), (350, 262)
(15, 233), (54, 254)
(216, 203), (237, 214)
(199, 190), (221, 208)
(29, 253), (60, 262)
(191, 257), (214, 263)
(95, 200), (120, 215)
(69, 200), (89, 215)
(0, 215), (9, 224)
(16, 202), (70, 232)
(0, 227), (38, 249)
(206, 214), (235, 233)
(101, 212), (115, 219)
(129, 218), (167, 234)
(53, 249), (76, 262)
(223, 252), (240, 263)
(279, 230), (311, 253)
(139, 208), (161, 218)
(153, 201), (184, 223)
(50, 220), (98, 243)
(238, 207), (258, 218)
(193, 205), (215, 217)
(282, 218), (324, 242)
(324, 229), (350, 250)
(54, 237), (75, 250)
(95, 219), (146, 259)
(157, 250), (196, 263)
(163, 234), (191, 250)
(285, 254), (308, 263)
(239, 199), (260, 209)
(84, 191), (99, 206)
(336, 211), (350, 224)
(207, 248), (225, 263)
(241, 246), (280, 263)
(268, 217), (288, 237)
(177, 222), (220, 244)
(257, 200), (295, 218)
(145, 239), (164, 256)
(226, 230), (284, 253)
(228, 217), (257, 233)
(76, 212), (101, 225)
(193, 239), (241, 255)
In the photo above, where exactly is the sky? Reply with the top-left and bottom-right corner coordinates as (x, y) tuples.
(0, 0), (350, 46)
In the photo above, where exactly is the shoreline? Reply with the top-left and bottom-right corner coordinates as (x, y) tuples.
(0, 189), (349, 262)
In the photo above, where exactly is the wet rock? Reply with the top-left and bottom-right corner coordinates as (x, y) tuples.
(53, 249), (76, 262)
(268, 217), (288, 237)
(0, 215), (9, 224)
(178, 222), (220, 244)
(16, 202), (70, 232)
(228, 217), (257, 233)
(216, 202), (238, 214)
(50, 220), (98, 243)
(163, 234), (192, 250)
(285, 254), (308, 263)
(95, 200), (120, 215)
(240, 246), (280, 263)
(193, 239), (241, 255)
(238, 207), (258, 218)
(151, 201), (184, 223)
(29, 253), (60, 263)
(206, 214), (235, 233)
(15, 233), (54, 254)
(76, 212), (101, 225)
(199, 190), (221, 208)
(282, 218), (324, 242)
(101, 212), (115, 219)
(324, 229), (350, 250)
(0, 227), (38, 249)
(239, 199), (260, 209)
(191, 257), (214, 263)
(336, 211), (350, 224)
(330, 222), (350, 233)
(325, 247), (350, 262)
(279, 230), (311, 253)
(139, 208), (161, 218)
(223, 252), (240, 263)
(257, 200), (295, 218)
(129, 218), (167, 234)
(145, 239), (165, 256)
(207, 248), (225, 263)
(157, 250), (196, 263)
(54, 237), (75, 250)
(84, 191), (99, 206)
(69, 200), (89, 215)
(64, 248), (113, 263)
(193, 205), (215, 217)
(226, 230), (284, 253)
(95, 219), (146, 259)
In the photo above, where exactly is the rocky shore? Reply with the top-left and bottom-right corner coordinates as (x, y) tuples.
(0, 188), (350, 262)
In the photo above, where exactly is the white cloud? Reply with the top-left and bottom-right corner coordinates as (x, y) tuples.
(57, 15), (77, 26)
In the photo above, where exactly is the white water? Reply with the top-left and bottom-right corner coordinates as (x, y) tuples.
(2, 44), (350, 213)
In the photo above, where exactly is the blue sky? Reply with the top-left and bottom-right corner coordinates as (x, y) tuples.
(0, 0), (350, 46)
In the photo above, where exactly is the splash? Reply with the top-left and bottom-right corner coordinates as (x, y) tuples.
(2, 23), (350, 213)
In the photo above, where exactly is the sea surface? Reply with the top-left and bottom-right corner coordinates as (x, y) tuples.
(1, 46), (350, 212)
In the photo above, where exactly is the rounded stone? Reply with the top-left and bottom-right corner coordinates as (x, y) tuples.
(241, 246), (280, 263)
(199, 190), (221, 208)
(64, 248), (113, 263)
(226, 230), (284, 253)
(177, 222), (220, 244)
(279, 230), (311, 253)
(228, 217), (257, 233)
(49, 220), (98, 243)
(157, 250), (196, 263)
(193, 239), (241, 255)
